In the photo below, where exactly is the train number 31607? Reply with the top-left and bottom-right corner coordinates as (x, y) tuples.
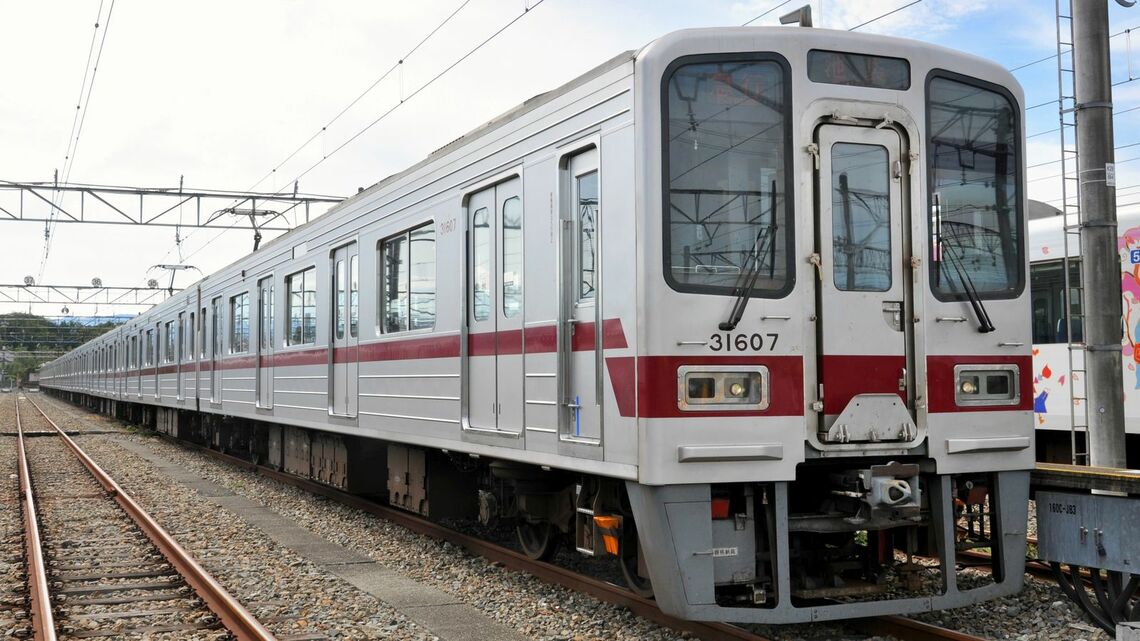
(709, 333), (778, 352)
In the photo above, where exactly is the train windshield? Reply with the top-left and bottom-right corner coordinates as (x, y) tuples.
(928, 75), (1023, 299)
(663, 57), (791, 297)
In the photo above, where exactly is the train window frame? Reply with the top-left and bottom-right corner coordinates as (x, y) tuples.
(378, 221), (436, 334)
(230, 291), (251, 354)
(660, 52), (796, 300)
(925, 69), (1025, 302)
(286, 267), (317, 346)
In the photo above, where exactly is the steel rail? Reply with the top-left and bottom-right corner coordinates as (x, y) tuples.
(150, 431), (987, 641)
(22, 395), (277, 641)
(14, 397), (57, 641)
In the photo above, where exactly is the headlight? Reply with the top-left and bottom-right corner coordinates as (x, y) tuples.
(677, 366), (769, 411)
(954, 365), (1019, 406)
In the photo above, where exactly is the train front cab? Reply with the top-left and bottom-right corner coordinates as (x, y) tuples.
(625, 28), (1032, 623)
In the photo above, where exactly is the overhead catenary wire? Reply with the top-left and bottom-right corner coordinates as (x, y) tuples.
(1026, 104), (1140, 140)
(39, 0), (118, 283)
(142, 0), (483, 280)
(741, 0), (791, 26)
(173, 0), (551, 268)
(847, 0), (922, 31)
(1007, 23), (1140, 72)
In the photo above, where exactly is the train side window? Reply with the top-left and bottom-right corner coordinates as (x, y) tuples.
(1030, 259), (1082, 344)
(230, 292), (250, 353)
(187, 312), (196, 361)
(146, 329), (154, 366)
(200, 307), (207, 358)
(258, 278), (274, 348)
(472, 208), (491, 322)
(211, 297), (223, 357)
(286, 267), (317, 345)
(335, 259), (346, 340)
(576, 174), (598, 301)
(165, 320), (176, 363)
(349, 255), (358, 338)
(379, 222), (435, 332)
(503, 197), (523, 316)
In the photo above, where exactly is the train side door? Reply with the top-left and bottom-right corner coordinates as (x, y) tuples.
(256, 276), (274, 409)
(465, 177), (524, 435)
(330, 244), (359, 417)
(560, 150), (602, 443)
(815, 125), (914, 442)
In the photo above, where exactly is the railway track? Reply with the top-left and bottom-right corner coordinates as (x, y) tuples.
(144, 429), (987, 641)
(11, 394), (277, 641)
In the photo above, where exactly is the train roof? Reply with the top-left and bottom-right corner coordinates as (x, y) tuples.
(45, 25), (1023, 364)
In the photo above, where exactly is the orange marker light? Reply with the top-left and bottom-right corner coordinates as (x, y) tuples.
(593, 515), (623, 556)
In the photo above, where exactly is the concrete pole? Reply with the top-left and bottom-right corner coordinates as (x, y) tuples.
(1073, 0), (1126, 468)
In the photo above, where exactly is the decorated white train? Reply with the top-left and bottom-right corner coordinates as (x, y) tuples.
(40, 25), (1032, 622)
(1030, 207), (1140, 464)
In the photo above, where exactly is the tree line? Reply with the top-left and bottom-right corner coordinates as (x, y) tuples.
(0, 312), (121, 385)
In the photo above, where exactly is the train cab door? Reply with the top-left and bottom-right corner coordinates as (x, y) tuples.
(560, 150), (601, 443)
(465, 177), (524, 435)
(330, 244), (359, 417)
(256, 276), (274, 409)
(815, 125), (915, 443)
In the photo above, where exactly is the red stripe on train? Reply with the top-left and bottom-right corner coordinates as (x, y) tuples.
(926, 354), (1033, 413)
(603, 355), (805, 418)
(821, 355), (906, 415)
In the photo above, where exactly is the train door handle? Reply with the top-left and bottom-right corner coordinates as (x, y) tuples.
(808, 253), (823, 281)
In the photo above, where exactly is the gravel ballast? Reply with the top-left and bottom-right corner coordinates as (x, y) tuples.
(28, 393), (1114, 640)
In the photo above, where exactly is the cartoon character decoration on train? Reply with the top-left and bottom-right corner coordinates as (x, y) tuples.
(1121, 224), (1140, 389)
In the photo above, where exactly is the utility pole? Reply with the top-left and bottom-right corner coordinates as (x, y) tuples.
(1073, 0), (1126, 468)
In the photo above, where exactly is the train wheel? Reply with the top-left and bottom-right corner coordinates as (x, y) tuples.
(517, 520), (560, 561)
(619, 520), (653, 598)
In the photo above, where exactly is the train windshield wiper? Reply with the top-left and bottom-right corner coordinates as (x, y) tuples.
(939, 238), (996, 333)
(719, 229), (770, 331)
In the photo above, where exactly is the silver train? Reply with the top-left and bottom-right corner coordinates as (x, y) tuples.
(39, 25), (1033, 622)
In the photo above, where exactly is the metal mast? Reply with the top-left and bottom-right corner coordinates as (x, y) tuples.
(1056, 0), (1089, 465)
(1072, 0), (1126, 469)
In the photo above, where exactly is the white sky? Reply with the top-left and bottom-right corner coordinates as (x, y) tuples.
(2, 0), (1138, 317)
